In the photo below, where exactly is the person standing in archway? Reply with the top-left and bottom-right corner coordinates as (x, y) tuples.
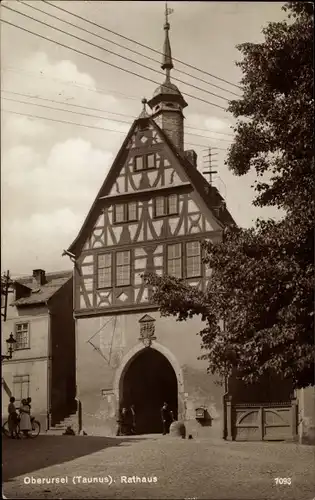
(130, 405), (136, 434)
(161, 402), (173, 435)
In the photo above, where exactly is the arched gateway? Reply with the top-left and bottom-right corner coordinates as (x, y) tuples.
(114, 342), (184, 434)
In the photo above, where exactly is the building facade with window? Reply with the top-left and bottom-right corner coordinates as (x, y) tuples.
(66, 15), (237, 438)
(1, 269), (76, 430)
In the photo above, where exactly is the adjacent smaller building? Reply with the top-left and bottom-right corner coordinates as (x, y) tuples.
(1, 269), (75, 430)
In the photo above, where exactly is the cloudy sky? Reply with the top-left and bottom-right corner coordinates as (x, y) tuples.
(1, 1), (287, 277)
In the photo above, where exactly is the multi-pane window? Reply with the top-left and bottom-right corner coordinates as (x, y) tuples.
(13, 375), (30, 407)
(167, 244), (182, 278)
(168, 194), (178, 215)
(134, 153), (156, 171)
(114, 202), (138, 223)
(116, 251), (131, 286)
(135, 156), (144, 171)
(15, 323), (29, 349)
(97, 253), (112, 288)
(155, 196), (165, 217)
(186, 241), (201, 277)
(114, 204), (125, 223)
(154, 194), (178, 217)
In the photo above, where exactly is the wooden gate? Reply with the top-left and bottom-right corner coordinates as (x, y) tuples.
(223, 395), (298, 441)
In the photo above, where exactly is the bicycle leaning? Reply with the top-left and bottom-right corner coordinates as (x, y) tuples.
(2, 415), (41, 438)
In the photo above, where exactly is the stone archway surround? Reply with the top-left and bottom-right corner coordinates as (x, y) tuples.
(113, 341), (186, 420)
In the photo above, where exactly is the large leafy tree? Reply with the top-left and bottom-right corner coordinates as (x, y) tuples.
(145, 2), (314, 390)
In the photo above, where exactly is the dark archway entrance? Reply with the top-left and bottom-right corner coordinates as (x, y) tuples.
(120, 348), (178, 434)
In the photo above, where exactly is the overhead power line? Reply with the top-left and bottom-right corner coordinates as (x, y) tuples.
(2, 65), (140, 102)
(1, 80), (234, 137)
(2, 96), (232, 143)
(22, 0), (241, 98)
(45, 0), (242, 91)
(1, 4), (227, 111)
(1, 91), (234, 140)
(1, 108), (229, 152)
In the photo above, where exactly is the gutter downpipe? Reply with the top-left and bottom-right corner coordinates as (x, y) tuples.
(47, 303), (52, 431)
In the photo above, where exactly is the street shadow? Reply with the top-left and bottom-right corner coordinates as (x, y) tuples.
(2, 435), (144, 482)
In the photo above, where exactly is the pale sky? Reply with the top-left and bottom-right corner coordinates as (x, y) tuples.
(1, 1), (287, 277)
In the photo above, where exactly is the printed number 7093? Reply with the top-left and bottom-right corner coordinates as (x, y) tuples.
(274, 478), (292, 485)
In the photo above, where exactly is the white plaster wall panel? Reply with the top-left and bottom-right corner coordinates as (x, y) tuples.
(112, 226), (122, 242)
(92, 240), (103, 249)
(135, 258), (147, 269)
(82, 265), (94, 276)
(147, 225), (153, 240)
(164, 158), (170, 167)
(87, 293), (93, 306)
(107, 230), (113, 246)
(94, 214), (104, 227)
(93, 229), (103, 238)
(169, 217), (179, 235)
(141, 288), (149, 301)
(134, 288), (140, 301)
(82, 255), (94, 265)
(190, 225), (200, 234)
(188, 199), (199, 213)
(190, 214), (201, 223)
(154, 245), (163, 255)
(137, 226), (144, 241)
(205, 220), (214, 232)
(117, 177), (125, 193)
(134, 274), (143, 285)
(84, 278), (93, 292)
(155, 269), (163, 275)
(109, 183), (118, 196)
(107, 210), (113, 225)
(132, 173), (141, 189)
(148, 206), (153, 218)
(129, 224), (137, 240)
(148, 171), (159, 186)
(134, 248), (147, 257)
(152, 220), (163, 237)
(154, 256), (163, 267)
(80, 295), (86, 309)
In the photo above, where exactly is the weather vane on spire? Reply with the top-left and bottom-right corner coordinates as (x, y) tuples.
(165, 2), (174, 25)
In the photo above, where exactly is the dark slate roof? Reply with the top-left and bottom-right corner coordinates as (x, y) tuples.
(67, 117), (236, 255)
(11, 270), (72, 306)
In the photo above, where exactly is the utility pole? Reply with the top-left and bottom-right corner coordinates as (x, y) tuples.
(1, 270), (13, 322)
(203, 147), (218, 185)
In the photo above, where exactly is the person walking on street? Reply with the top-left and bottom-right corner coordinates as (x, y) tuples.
(19, 399), (32, 437)
(161, 402), (173, 435)
(8, 397), (19, 439)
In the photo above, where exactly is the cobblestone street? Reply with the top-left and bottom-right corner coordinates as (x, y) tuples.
(2, 435), (315, 499)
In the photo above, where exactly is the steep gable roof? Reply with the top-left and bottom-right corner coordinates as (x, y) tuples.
(67, 116), (236, 256)
(11, 270), (72, 306)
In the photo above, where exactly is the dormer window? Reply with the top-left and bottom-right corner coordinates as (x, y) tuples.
(134, 153), (156, 172)
(114, 202), (138, 224)
(154, 194), (179, 218)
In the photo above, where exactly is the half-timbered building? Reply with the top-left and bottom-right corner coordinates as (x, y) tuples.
(66, 16), (235, 437)
(66, 13), (310, 441)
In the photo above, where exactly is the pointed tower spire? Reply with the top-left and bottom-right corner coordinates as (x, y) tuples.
(161, 3), (174, 80)
(148, 3), (187, 151)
